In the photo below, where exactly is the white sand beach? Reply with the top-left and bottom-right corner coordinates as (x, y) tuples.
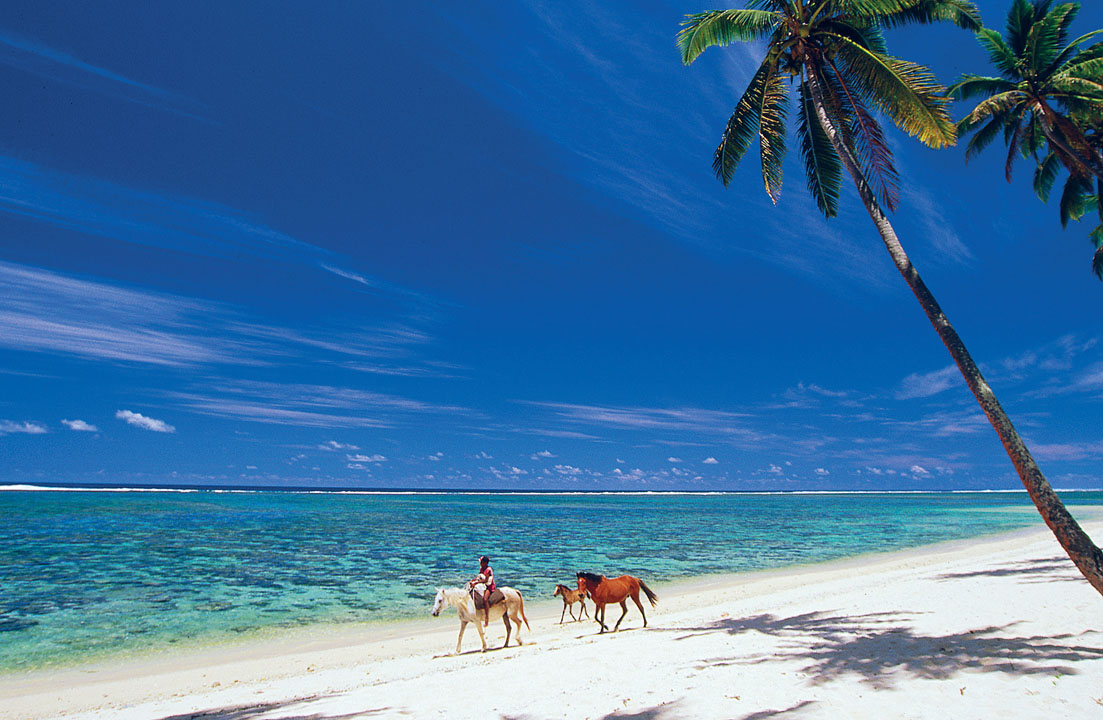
(4, 521), (1102, 720)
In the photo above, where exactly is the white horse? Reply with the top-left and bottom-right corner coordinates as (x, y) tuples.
(431, 585), (530, 654)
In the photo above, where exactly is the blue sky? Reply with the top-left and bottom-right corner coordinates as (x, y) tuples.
(1, 1), (1101, 491)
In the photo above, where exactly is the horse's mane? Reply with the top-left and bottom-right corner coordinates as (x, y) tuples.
(576, 571), (604, 584)
(441, 587), (470, 607)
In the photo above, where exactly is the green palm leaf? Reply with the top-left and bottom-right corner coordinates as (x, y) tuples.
(758, 67), (790, 203)
(947, 75), (1017, 101)
(713, 59), (773, 186)
(1005, 0), (1038, 57)
(964, 114), (1008, 162)
(797, 80), (843, 217)
(678, 10), (780, 65)
(1033, 152), (1063, 201)
(1027, 2), (1078, 73)
(878, 0), (982, 31)
(831, 37), (956, 148)
(1059, 174), (1094, 226)
(977, 28), (1022, 79)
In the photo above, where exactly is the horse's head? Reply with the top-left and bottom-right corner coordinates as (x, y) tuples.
(431, 588), (445, 617)
(576, 571), (602, 592)
(553, 584), (564, 597)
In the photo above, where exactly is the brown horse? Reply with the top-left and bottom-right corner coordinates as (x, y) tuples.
(576, 571), (658, 633)
(553, 583), (589, 623)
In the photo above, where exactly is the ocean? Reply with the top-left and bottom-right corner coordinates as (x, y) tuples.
(2, 485), (1101, 673)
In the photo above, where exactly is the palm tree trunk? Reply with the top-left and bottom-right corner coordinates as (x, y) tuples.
(805, 69), (1103, 596)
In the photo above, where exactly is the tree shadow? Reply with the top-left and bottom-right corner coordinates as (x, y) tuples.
(668, 611), (1103, 690)
(155, 695), (387, 720)
(738, 701), (817, 719)
(937, 557), (1083, 583)
(503, 698), (818, 720)
(503, 699), (686, 720)
(667, 610), (910, 644)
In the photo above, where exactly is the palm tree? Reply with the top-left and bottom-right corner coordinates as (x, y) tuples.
(678, 0), (1103, 595)
(950, 0), (1103, 279)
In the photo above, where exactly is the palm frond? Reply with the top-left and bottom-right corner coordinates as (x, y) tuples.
(878, 0), (982, 32)
(1005, 116), (1025, 180)
(1059, 173), (1093, 226)
(1044, 30), (1103, 76)
(1092, 236), (1103, 279)
(759, 67), (790, 203)
(712, 59), (773, 186)
(977, 27), (1023, 79)
(964, 114), (1008, 162)
(1006, 0), (1039, 56)
(1027, 2), (1079, 73)
(797, 79), (843, 217)
(965, 90), (1026, 125)
(1097, 178), (1103, 223)
(678, 10), (780, 65)
(831, 37), (956, 148)
(825, 58), (901, 209)
(1033, 151), (1062, 201)
(947, 74), (1016, 100)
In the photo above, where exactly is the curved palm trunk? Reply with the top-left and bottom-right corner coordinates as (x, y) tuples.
(805, 70), (1103, 596)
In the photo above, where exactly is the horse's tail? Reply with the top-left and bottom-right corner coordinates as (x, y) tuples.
(518, 590), (531, 631)
(638, 579), (658, 607)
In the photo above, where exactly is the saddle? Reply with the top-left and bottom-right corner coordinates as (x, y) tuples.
(471, 585), (504, 610)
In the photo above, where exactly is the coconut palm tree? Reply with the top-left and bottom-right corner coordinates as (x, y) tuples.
(950, 0), (1103, 279)
(950, 0), (1103, 181)
(678, 0), (1103, 595)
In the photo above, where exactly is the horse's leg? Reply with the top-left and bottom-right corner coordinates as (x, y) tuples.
(560, 602), (567, 624)
(456, 620), (467, 655)
(580, 599), (588, 620)
(510, 606), (523, 646)
(568, 602), (577, 621)
(475, 620), (487, 652)
(502, 609), (511, 648)
(613, 600), (628, 631)
(595, 603), (607, 633)
(631, 590), (648, 628)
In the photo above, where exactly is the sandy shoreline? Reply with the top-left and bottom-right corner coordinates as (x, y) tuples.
(4, 520), (1102, 720)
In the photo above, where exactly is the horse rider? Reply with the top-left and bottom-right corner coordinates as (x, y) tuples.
(471, 555), (501, 627)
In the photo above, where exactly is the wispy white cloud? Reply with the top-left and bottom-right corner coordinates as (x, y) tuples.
(703, 457), (719, 464)
(530, 449), (555, 459)
(0, 420), (48, 435)
(1028, 441), (1103, 462)
(61, 419), (98, 432)
(902, 186), (973, 264)
(524, 400), (751, 433)
(895, 365), (961, 400)
(170, 379), (469, 429)
(0, 31), (208, 119)
(115, 409), (175, 433)
(0, 260), (439, 371)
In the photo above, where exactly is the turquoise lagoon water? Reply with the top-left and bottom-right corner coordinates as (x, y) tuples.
(2, 487), (1101, 673)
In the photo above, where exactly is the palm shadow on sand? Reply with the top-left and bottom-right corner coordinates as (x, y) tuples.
(155, 695), (384, 720)
(662, 610), (1103, 690)
(936, 556), (1084, 584)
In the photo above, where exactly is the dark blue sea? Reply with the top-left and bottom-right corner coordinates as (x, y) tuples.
(2, 485), (1101, 673)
